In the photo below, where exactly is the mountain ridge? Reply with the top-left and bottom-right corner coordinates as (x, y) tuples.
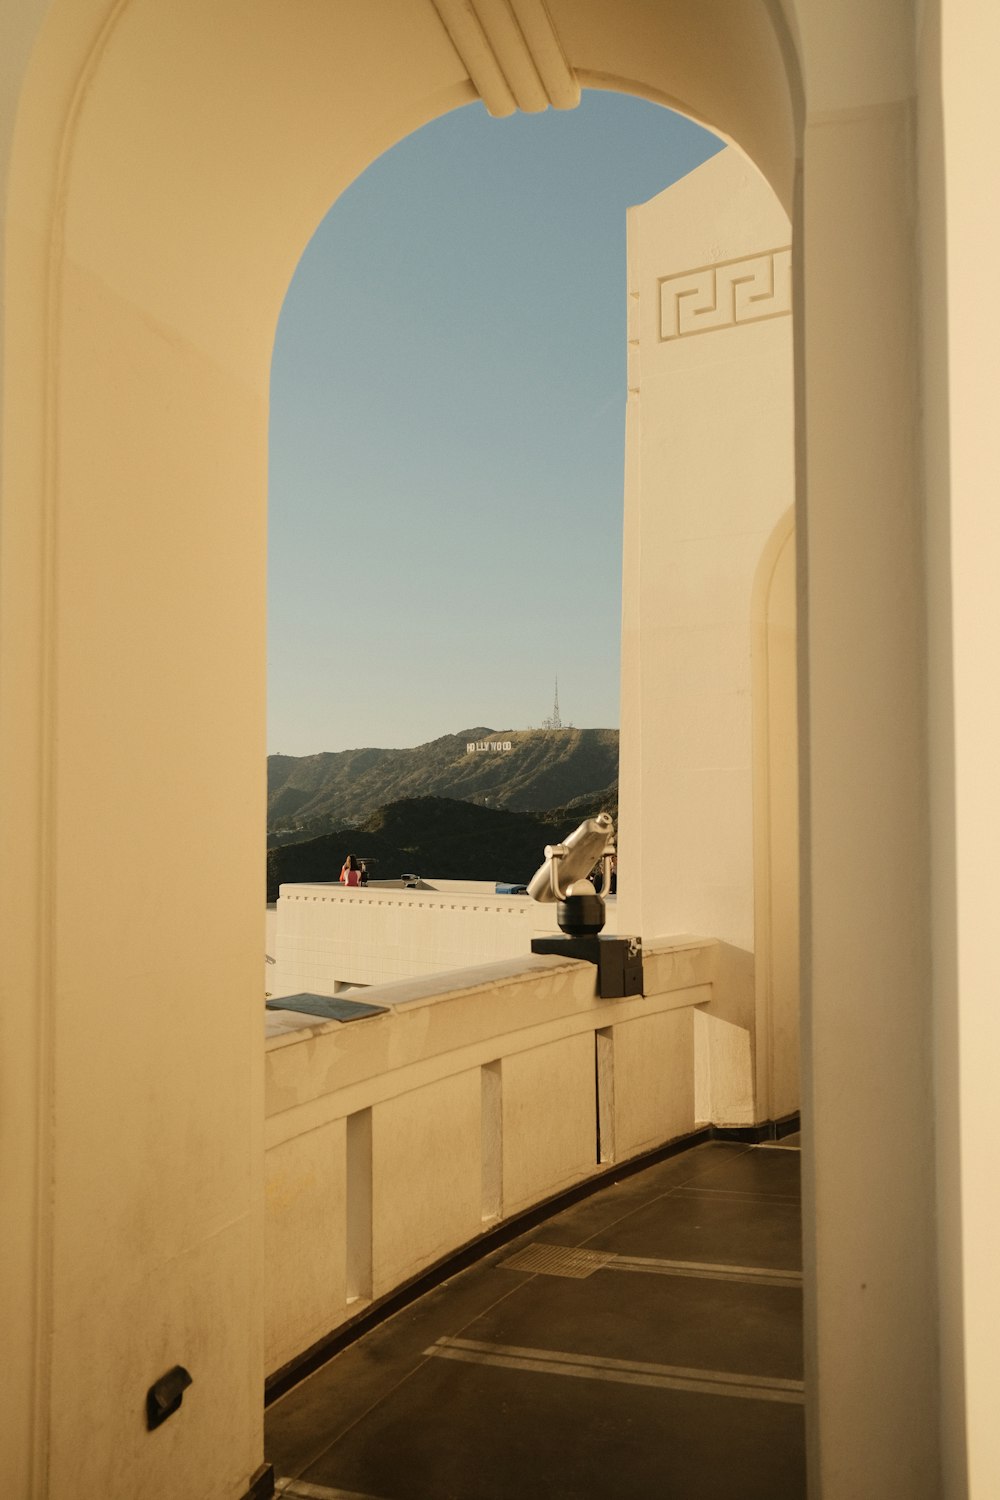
(268, 726), (619, 844)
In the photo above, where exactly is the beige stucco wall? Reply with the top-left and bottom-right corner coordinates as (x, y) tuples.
(796, 75), (939, 1500)
(372, 1068), (484, 1295)
(617, 148), (797, 1133)
(0, 6), (476, 1491)
(920, 4), (1000, 1495)
(265, 1121), (348, 1374)
(618, 148), (793, 955)
(609, 1006), (696, 1156)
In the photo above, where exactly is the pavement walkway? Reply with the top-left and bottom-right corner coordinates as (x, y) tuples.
(266, 1138), (805, 1500)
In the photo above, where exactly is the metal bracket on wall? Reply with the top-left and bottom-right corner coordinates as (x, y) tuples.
(145, 1366), (192, 1431)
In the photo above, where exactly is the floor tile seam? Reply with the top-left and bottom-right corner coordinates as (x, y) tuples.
(279, 1270), (542, 1483)
(557, 1146), (763, 1255)
(521, 1144), (764, 1256)
(677, 1188), (803, 1200)
(445, 1263), (552, 1337)
(274, 1348), (445, 1483)
(611, 1250), (802, 1276)
(608, 1257), (803, 1286)
(566, 1192), (798, 1261)
(569, 1142), (798, 1239)
(607, 1265), (802, 1289)
(639, 1143), (760, 1198)
(277, 1482), (388, 1500)
(430, 1346), (807, 1406)
(427, 1340), (806, 1404)
(672, 1185), (801, 1203)
(674, 1179), (801, 1196)
(435, 1335), (805, 1389)
(271, 1247), (592, 1480)
(664, 1143), (761, 1191)
(504, 1242), (803, 1283)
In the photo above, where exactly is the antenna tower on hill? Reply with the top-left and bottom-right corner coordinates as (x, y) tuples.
(542, 677), (563, 731)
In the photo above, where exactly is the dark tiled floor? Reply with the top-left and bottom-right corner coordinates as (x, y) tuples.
(267, 1141), (805, 1500)
(586, 1184), (801, 1271)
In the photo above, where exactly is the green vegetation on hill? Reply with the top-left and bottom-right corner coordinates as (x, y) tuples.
(266, 794), (616, 902)
(267, 726), (618, 845)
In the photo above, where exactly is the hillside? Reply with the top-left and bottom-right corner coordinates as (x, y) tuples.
(266, 794), (615, 901)
(268, 726), (618, 844)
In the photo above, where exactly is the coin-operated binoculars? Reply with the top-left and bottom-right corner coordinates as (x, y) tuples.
(527, 813), (643, 999)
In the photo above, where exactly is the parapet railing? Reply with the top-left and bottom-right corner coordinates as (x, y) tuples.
(263, 936), (754, 1379)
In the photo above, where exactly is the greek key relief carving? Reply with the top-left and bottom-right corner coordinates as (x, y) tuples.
(659, 247), (792, 341)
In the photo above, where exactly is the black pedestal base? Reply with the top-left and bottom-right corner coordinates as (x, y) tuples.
(531, 934), (643, 999)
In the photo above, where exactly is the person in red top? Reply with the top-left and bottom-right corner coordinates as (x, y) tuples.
(339, 854), (361, 887)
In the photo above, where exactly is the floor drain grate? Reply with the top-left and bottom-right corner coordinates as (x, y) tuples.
(499, 1243), (615, 1279)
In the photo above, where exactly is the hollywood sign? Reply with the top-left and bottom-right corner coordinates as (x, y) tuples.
(467, 740), (512, 753)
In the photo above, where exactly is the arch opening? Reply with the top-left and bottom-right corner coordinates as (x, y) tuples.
(265, 91), (722, 847)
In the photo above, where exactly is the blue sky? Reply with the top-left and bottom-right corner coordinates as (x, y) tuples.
(268, 91), (721, 755)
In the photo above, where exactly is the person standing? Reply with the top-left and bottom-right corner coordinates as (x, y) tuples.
(339, 853), (361, 887)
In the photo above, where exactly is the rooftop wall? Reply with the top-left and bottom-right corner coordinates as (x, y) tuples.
(271, 882), (619, 995)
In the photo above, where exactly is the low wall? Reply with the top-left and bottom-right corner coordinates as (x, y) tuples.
(271, 881), (619, 995)
(264, 937), (747, 1377)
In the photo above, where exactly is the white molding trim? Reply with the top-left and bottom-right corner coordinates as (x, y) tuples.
(430, 0), (579, 116)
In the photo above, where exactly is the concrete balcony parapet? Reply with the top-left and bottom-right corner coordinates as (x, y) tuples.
(265, 938), (713, 1130)
(264, 937), (734, 1377)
